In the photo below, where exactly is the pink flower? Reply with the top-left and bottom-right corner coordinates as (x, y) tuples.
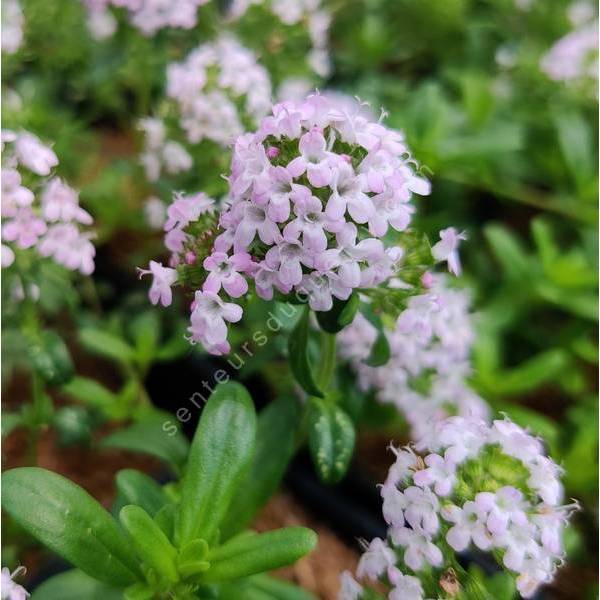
(390, 527), (443, 571)
(233, 203), (281, 251)
(412, 453), (456, 496)
(254, 260), (292, 300)
(37, 224), (96, 275)
(14, 133), (58, 176)
(188, 290), (243, 354)
(40, 178), (92, 224)
(265, 239), (314, 287)
(315, 223), (383, 288)
(283, 185), (338, 252)
(164, 192), (213, 231)
(2, 208), (47, 248)
(1, 566), (29, 600)
(432, 227), (466, 276)
(356, 538), (395, 580)
(441, 500), (493, 552)
(137, 260), (177, 306)
(288, 128), (333, 187)
(326, 161), (374, 224)
(2, 168), (33, 214)
(202, 251), (254, 297)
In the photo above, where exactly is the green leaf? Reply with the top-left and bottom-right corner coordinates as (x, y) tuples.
(2, 468), (140, 586)
(2, 412), (23, 437)
(204, 528), (317, 582)
(30, 569), (122, 600)
(120, 505), (179, 584)
(27, 330), (74, 386)
(62, 376), (122, 416)
(176, 538), (211, 578)
(361, 307), (391, 367)
(101, 414), (189, 473)
(554, 110), (593, 188)
(221, 397), (299, 539)
(79, 328), (135, 365)
(53, 406), (93, 446)
(287, 306), (323, 398)
(129, 311), (160, 372)
(315, 293), (359, 334)
(307, 399), (355, 484)
(177, 382), (256, 547)
(364, 330), (390, 367)
(484, 224), (531, 280)
(115, 469), (168, 517)
(488, 349), (569, 396)
(245, 574), (317, 600)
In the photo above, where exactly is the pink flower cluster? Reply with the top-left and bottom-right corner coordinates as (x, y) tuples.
(138, 117), (193, 183)
(141, 93), (450, 354)
(82, 0), (210, 37)
(341, 416), (576, 600)
(1, 130), (95, 275)
(339, 274), (488, 440)
(166, 35), (272, 146)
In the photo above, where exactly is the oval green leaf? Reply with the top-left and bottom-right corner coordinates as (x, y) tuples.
(2, 468), (141, 586)
(315, 293), (359, 334)
(176, 382), (256, 547)
(287, 307), (323, 398)
(120, 505), (179, 584)
(220, 396), (299, 540)
(115, 469), (168, 517)
(308, 400), (355, 484)
(204, 527), (317, 582)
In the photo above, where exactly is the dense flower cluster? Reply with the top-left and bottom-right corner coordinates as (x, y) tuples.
(541, 4), (598, 85)
(339, 274), (488, 439)
(1, 130), (95, 275)
(140, 93), (450, 354)
(82, 0), (209, 38)
(165, 35), (272, 146)
(228, 0), (331, 76)
(2, 0), (24, 54)
(341, 416), (576, 600)
(138, 117), (193, 183)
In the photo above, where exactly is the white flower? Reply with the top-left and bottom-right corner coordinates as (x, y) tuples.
(356, 537), (395, 580)
(442, 500), (494, 552)
(338, 570), (363, 600)
(390, 527), (443, 571)
(388, 567), (425, 600)
(431, 227), (466, 276)
(1, 566), (29, 600)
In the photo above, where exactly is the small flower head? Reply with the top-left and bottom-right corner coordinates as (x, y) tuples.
(347, 416), (576, 599)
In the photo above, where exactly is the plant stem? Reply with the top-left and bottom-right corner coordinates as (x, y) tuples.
(316, 331), (337, 392)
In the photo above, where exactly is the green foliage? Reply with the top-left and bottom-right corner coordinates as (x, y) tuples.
(177, 381), (256, 546)
(101, 414), (189, 473)
(288, 306), (324, 397)
(2, 383), (316, 598)
(307, 398), (356, 484)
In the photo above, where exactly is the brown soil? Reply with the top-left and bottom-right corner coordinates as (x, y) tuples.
(2, 426), (160, 509)
(253, 492), (360, 600)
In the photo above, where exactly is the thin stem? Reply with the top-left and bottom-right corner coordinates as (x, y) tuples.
(316, 331), (337, 392)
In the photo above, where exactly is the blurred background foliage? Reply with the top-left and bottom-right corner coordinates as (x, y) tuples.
(2, 0), (597, 595)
